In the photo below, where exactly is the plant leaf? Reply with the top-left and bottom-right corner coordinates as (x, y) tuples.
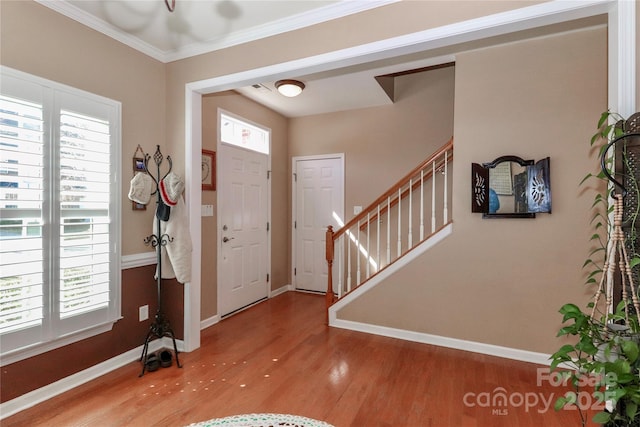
(621, 340), (639, 363)
(592, 411), (611, 424)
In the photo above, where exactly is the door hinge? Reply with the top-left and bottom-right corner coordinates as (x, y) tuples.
(266, 222), (270, 232)
(267, 170), (271, 179)
(294, 220), (297, 229)
(294, 268), (296, 275)
(267, 273), (270, 282)
(293, 172), (297, 182)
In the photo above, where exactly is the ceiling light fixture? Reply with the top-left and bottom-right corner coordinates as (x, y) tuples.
(165, 0), (175, 12)
(275, 80), (305, 97)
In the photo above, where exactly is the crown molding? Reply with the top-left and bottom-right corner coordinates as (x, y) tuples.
(35, 0), (399, 63)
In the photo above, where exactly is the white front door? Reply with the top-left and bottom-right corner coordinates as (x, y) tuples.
(293, 155), (344, 293)
(218, 143), (269, 317)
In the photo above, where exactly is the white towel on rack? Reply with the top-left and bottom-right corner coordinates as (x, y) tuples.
(153, 194), (192, 284)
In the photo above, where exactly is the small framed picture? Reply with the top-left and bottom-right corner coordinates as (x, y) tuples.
(202, 149), (216, 191)
(132, 201), (146, 211)
(133, 157), (146, 172)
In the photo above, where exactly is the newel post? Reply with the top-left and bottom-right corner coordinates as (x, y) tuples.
(325, 225), (335, 318)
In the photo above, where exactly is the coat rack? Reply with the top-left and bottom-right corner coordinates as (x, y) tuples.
(139, 145), (182, 376)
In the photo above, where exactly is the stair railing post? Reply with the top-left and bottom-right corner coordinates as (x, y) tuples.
(326, 225), (335, 322)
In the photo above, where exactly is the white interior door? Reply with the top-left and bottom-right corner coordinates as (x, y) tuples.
(293, 155), (344, 293)
(218, 143), (269, 316)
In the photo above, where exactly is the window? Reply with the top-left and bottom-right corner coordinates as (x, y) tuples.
(0, 67), (121, 363)
(219, 111), (270, 154)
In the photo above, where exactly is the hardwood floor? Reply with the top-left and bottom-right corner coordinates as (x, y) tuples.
(3, 292), (595, 426)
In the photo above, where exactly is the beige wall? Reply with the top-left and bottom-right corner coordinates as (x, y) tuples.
(0, 0), (636, 402)
(0, 1), (165, 256)
(289, 66), (455, 224)
(200, 91), (289, 320)
(337, 27), (608, 354)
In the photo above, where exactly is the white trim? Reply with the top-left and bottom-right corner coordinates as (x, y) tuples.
(121, 252), (156, 269)
(0, 337), (182, 420)
(270, 284), (292, 298)
(330, 318), (553, 366)
(186, 0), (631, 359)
(608, 0), (636, 117)
(200, 315), (219, 331)
(199, 286), (291, 331)
(291, 153), (345, 293)
(328, 223), (453, 316)
(183, 88), (202, 353)
(36, 0), (399, 63)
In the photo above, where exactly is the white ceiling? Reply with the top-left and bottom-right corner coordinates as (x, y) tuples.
(37, 1), (606, 118)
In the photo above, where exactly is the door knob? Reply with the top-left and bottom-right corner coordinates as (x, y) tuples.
(222, 236), (234, 243)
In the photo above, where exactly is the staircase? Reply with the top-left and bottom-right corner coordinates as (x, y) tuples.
(325, 138), (453, 315)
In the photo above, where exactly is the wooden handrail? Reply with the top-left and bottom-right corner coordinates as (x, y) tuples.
(359, 154), (453, 230)
(325, 137), (454, 314)
(333, 138), (453, 241)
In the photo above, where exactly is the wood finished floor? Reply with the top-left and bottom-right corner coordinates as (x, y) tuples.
(3, 292), (596, 427)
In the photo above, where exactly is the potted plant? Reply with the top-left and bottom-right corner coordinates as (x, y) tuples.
(551, 111), (640, 426)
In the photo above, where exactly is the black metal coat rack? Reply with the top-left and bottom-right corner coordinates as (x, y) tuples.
(139, 145), (182, 376)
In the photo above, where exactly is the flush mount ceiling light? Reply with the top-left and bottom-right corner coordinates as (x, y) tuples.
(275, 80), (305, 97)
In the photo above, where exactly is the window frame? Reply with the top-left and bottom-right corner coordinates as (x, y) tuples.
(0, 66), (122, 366)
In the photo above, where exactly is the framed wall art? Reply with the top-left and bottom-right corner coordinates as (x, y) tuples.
(202, 149), (216, 191)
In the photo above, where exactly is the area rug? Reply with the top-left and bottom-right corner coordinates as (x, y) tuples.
(185, 413), (335, 427)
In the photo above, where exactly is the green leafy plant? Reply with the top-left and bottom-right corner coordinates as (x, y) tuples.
(551, 111), (640, 427)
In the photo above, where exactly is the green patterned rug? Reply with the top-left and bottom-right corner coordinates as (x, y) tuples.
(186, 413), (334, 427)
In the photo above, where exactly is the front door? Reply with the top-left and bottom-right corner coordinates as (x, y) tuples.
(293, 155), (344, 293)
(218, 143), (269, 316)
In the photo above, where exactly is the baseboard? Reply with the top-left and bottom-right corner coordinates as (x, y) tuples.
(329, 318), (553, 366)
(0, 338), (183, 420)
(270, 284), (292, 297)
(200, 315), (220, 330)
(199, 286), (290, 331)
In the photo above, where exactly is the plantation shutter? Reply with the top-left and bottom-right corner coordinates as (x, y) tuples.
(0, 67), (121, 360)
(0, 94), (46, 345)
(58, 106), (112, 326)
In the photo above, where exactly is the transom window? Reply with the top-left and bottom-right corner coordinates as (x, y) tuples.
(219, 111), (269, 154)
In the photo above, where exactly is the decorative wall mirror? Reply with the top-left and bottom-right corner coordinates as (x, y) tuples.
(471, 155), (551, 218)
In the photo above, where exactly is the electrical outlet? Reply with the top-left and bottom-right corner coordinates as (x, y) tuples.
(139, 305), (149, 322)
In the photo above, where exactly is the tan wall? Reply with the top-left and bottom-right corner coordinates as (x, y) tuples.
(337, 27), (608, 355)
(0, 0), (634, 402)
(0, 1), (165, 256)
(0, 1), (174, 402)
(289, 66), (455, 224)
(200, 91), (289, 321)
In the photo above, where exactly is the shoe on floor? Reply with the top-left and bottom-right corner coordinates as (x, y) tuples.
(145, 353), (160, 372)
(159, 350), (172, 368)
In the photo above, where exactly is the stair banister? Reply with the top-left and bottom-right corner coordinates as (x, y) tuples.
(325, 138), (453, 313)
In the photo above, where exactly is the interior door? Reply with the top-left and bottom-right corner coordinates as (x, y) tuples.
(218, 143), (269, 316)
(293, 155), (344, 293)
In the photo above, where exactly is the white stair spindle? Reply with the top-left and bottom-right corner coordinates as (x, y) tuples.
(376, 204), (380, 272)
(347, 228), (352, 292)
(443, 150), (449, 223)
(356, 220), (361, 286)
(386, 196), (391, 265)
(408, 179), (413, 248)
(338, 234), (343, 298)
(397, 188), (402, 257)
(420, 169), (424, 240)
(366, 212), (370, 278)
(431, 160), (436, 233)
